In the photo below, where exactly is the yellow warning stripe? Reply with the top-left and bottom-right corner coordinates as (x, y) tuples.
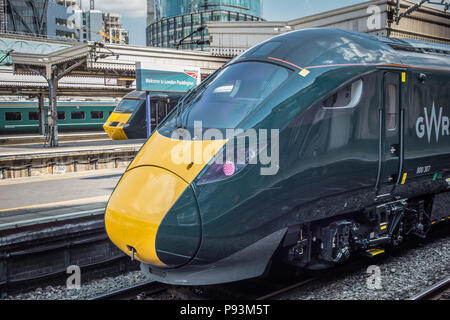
(367, 248), (385, 256)
(401, 173), (408, 185)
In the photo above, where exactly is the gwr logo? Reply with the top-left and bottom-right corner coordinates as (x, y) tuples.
(416, 103), (449, 143)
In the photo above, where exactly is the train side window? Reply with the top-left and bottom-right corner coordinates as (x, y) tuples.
(28, 112), (39, 121)
(386, 83), (397, 131)
(5, 112), (22, 121)
(58, 112), (66, 120)
(322, 80), (363, 109)
(90, 111), (104, 119)
(71, 111), (85, 120)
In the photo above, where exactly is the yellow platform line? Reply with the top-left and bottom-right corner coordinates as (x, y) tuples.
(0, 195), (110, 213)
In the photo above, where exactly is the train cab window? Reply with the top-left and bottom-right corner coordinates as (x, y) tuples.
(323, 80), (363, 109)
(386, 84), (398, 131)
(28, 112), (39, 121)
(58, 112), (66, 120)
(71, 111), (85, 120)
(5, 112), (22, 121)
(90, 111), (104, 119)
(176, 61), (290, 130)
(115, 99), (142, 113)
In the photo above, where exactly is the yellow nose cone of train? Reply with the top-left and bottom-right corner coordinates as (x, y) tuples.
(103, 112), (132, 140)
(105, 165), (188, 266)
(105, 131), (228, 266)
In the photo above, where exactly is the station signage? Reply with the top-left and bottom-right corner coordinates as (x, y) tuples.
(136, 62), (201, 92)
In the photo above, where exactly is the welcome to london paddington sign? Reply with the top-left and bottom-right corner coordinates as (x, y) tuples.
(136, 62), (201, 92)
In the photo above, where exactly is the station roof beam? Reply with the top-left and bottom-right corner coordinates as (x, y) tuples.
(10, 43), (121, 147)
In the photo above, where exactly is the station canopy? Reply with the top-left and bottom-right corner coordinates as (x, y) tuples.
(8, 41), (134, 79)
(0, 38), (71, 66)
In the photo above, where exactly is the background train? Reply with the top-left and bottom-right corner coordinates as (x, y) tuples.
(103, 91), (184, 140)
(0, 100), (117, 133)
(105, 28), (450, 285)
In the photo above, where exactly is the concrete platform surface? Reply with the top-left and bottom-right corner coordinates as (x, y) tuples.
(0, 138), (145, 158)
(0, 168), (125, 227)
(0, 131), (109, 146)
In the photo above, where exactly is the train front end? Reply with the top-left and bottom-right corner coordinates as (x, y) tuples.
(105, 131), (226, 269)
(103, 91), (145, 140)
(105, 53), (298, 284)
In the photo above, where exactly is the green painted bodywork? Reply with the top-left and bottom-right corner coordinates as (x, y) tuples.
(0, 101), (116, 133)
(151, 29), (450, 267)
(155, 185), (201, 268)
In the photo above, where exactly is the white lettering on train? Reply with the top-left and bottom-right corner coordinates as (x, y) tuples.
(416, 102), (449, 143)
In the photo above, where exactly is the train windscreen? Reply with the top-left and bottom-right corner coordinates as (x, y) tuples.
(163, 61), (290, 130)
(114, 99), (143, 113)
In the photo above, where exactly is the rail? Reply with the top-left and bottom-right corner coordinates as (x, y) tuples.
(408, 277), (450, 300)
(89, 280), (170, 300)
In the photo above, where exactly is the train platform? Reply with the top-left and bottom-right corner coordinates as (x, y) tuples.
(0, 168), (123, 230)
(0, 131), (109, 145)
(0, 139), (145, 179)
(0, 168), (135, 297)
(0, 138), (145, 157)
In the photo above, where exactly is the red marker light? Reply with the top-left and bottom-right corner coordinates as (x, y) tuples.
(223, 161), (236, 176)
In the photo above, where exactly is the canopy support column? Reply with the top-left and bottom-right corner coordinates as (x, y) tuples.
(46, 75), (58, 147)
(38, 92), (45, 135)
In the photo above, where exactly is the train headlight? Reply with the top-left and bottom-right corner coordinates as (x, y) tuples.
(222, 161), (236, 176)
(196, 146), (257, 185)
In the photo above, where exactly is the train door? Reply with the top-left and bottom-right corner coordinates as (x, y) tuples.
(152, 99), (168, 128)
(376, 71), (404, 196)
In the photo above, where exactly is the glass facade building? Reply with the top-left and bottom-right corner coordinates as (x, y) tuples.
(147, 0), (263, 50)
(0, 0), (77, 40)
(1, 0), (49, 36)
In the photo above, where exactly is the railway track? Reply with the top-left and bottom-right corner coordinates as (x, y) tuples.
(237, 225), (450, 301)
(256, 277), (317, 300)
(408, 277), (450, 300)
(89, 280), (171, 300)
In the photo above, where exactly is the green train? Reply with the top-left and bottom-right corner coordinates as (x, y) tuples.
(106, 29), (450, 285)
(0, 100), (117, 133)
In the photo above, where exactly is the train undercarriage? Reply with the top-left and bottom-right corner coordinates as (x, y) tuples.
(282, 192), (450, 270)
